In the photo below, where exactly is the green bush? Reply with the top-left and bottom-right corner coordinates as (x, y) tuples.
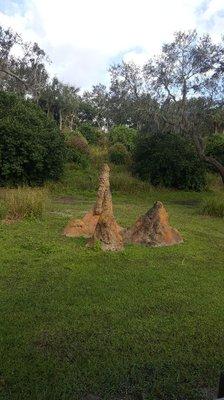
(200, 197), (224, 218)
(133, 132), (206, 191)
(65, 131), (90, 168)
(78, 122), (103, 145)
(0, 91), (65, 186)
(109, 142), (130, 165)
(206, 133), (224, 169)
(109, 125), (138, 152)
(90, 146), (109, 169)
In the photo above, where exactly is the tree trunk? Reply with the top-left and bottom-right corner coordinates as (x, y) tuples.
(193, 133), (224, 185)
(0, 68), (28, 88)
(204, 155), (224, 184)
(47, 104), (50, 118)
(69, 113), (74, 131)
(59, 110), (63, 131)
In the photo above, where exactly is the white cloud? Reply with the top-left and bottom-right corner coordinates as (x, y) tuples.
(0, 0), (223, 89)
(202, 0), (224, 19)
(123, 50), (150, 66)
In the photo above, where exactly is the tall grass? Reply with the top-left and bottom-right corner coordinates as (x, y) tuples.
(200, 197), (224, 218)
(2, 187), (48, 220)
(110, 169), (151, 194)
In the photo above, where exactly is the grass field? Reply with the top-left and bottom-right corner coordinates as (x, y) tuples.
(0, 166), (224, 400)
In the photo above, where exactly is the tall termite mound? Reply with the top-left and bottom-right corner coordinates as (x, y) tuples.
(123, 201), (183, 247)
(87, 186), (124, 251)
(63, 164), (110, 238)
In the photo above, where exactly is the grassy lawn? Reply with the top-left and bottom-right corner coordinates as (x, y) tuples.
(0, 168), (224, 399)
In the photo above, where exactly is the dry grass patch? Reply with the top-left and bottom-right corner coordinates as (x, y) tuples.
(2, 187), (48, 222)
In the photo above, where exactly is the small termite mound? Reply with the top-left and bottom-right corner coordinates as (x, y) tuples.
(123, 201), (183, 247)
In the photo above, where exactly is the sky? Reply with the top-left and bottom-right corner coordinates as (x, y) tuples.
(0, 0), (224, 90)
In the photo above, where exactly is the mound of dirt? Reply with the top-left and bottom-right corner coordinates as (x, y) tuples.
(123, 201), (183, 247)
(87, 188), (124, 251)
(63, 211), (100, 238)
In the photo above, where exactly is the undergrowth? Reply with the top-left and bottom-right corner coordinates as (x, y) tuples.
(1, 187), (48, 220)
(200, 197), (224, 218)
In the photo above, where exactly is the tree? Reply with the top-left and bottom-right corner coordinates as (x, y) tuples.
(83, 84), (109, 129)
(144, 30), (224, 183)
(0, 27), (25, 90)
(109, 62), (142, 128)
(39, 78), (80, 131)
(0, 26), (49, 101)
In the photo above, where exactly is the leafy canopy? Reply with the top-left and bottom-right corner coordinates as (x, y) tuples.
(134, 132), (206, 191)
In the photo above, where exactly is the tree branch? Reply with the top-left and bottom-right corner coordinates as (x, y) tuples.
(0, 68), (28, 88)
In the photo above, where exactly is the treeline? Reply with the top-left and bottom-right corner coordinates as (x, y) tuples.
(0, 26), (224, 189)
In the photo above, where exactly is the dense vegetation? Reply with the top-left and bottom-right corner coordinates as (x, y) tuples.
(206, 133), (224, 170)
(0, 92), (65, 185)
(134, 132), (206, 190)
(1, 27), (224, 189)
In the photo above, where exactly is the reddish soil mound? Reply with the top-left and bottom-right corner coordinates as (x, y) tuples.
(123, 201), (183, 247)
(63, 211), (99, 238)
(87, 189), (124, 251)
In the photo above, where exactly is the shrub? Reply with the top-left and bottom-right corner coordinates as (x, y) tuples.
(200, 198), (224, 218)
(3, 187), (48, 220)
(0, 91), (65, 186)
(109, 125), (138, 152)
(206, 133), (224, 169)
(79, 122), (103, 145)
(109, 143), (130, 165)
(90, 146), (109, 169)
(133, 132), (206, 191)
(65, 131), (90, 168)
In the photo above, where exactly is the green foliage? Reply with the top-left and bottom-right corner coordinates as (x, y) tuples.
(0, 91), (65, 186)
(109, 142), (130, 165)
(65, 131), (90, 168)
(90, 146), (109, 169)
(200, 197), (224, 218)
(110, 166), (151, 194)
(109, 125), (138, 152)
(134, 132), (206, 191)
(206, 133), (224, 167)
(2, 187), (48, 220)
(78, 122), (103, 144)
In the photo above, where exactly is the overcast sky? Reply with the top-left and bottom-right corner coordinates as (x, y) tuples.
(0, 0), (224, 90)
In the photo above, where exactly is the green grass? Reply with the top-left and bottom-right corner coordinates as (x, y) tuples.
(200, 197), (224, 218)
(0, 167), (224, 399)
